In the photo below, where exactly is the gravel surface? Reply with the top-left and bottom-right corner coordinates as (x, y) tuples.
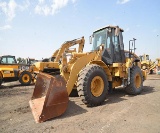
(0, 74), (160, 133)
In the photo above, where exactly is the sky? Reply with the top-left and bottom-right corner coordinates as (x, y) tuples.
(0, 0), (160, 60)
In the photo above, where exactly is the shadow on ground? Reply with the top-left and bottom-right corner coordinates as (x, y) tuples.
(48, 100), (87, 122)
(102, 85), (155, 105)
(141, 86), (155, 95)
(57, 86), (155, 120)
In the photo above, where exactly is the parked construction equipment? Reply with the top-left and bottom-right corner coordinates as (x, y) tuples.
(0, 55), (35, 86)
(156, 58), (160, 67)
(156, 58), (160, 74)
(139, 54), (156, 74)
(29, 25), (147, 123)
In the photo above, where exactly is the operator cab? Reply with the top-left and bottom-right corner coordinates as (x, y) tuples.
(0, 55), (17, 64)
(139, 54), (150, 62)
(92, 26), (125, 65)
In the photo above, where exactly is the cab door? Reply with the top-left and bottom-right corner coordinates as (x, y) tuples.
(101, 29), (113, 65)
(111, 28), (125, 63)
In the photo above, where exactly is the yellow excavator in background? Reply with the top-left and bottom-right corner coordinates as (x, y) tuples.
(29, 25), (147, 123)
(139, 54), (156, 74)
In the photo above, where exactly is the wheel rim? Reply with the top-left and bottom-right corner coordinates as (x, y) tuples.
(91, 76), (104, 97)
(22, 74), (30, 83)
(134, 73), (141, 88)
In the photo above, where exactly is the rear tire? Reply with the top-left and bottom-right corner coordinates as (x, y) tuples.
(125, 66), (143, 95)
(19, 71), (32, 86)
(77, 64), (108, 106)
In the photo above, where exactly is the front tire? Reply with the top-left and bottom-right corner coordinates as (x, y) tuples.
(77, 64), (108, 106)
(125, 66), (143, 95)
(19, 71), (32, 86)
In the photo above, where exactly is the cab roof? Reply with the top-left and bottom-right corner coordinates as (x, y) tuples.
(0, 55), (15, 58)
(93, 25), (124, 33)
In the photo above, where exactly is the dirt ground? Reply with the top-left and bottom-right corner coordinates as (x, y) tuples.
(0, 74), (160, 133)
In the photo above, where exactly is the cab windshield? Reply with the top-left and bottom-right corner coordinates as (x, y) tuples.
(92, 29), (107, 51)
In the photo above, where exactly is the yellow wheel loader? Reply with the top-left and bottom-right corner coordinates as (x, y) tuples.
(29, 25), (147, 123)
(139, 54), (156, 74)
(155, 58), (160, 74)
(157, 58), (160, 69)
(0, 55), (35, 86)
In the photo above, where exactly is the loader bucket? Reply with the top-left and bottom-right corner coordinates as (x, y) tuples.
(29, 72), (69, 123)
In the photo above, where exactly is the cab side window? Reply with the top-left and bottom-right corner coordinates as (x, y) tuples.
(112, 30), (120, 53)
(0, 57), (16, 64)
(7, 57), (16, 64)
(106, 35), (111, 55)
(1, 57), (7, 64)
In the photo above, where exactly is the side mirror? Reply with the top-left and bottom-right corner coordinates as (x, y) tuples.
(89, 35), (92, 44)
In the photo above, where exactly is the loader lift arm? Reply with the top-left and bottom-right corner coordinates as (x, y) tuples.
(52, 37), (85, 62)
(33, 37), (85, 73)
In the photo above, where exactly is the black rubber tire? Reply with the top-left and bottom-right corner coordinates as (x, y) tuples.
(19, 71), (32, 86)
(125, 66), (143, 95)
(77, 64), (108, 107)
